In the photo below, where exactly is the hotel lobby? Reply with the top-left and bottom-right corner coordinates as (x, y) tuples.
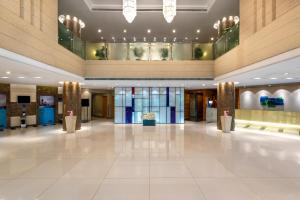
(1, 0), (300, 199)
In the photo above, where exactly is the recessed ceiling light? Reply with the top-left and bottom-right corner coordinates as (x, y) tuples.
(173, 37), (176, 42)
(270, 77), (277, 80)
(18, 76), (25, 79)
(123, 29), (127, 33)
(98, 29), (102, 33)
(59, 81), (64, 84)
(172, 29), (176, 33)
(34, 76), (41, 79)
(185, 37), (188, 40)
(195, 37), (199, 40)
(101, 36), (104, 40)
(202, 84), (206, 86)
(197, 29), (200, 33)
(213, 83), (218, 86)
(253, 77), (261, 80)
(147, 29), (151, 33)
(123, 37), (126, 41)
(286, 77), (294, 80)
(163, 37), (167, 42)
(284, 73), (289, 75)
(1, 76), (9, 79)
(210, 37), (214, 41)
(234, 82), (240, 85)
(6, 71), (11, 74)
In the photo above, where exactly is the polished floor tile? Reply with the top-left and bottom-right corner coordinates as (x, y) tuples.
(150, 178), (205, 200)
(106, 160), (149, 179)
(0, 179), (55, 200)
(196, 178), (259, 200)
(242, 178), (300, 200)
(0, 120), (300, 199)
(38, 178), (101, 200)
(150, 161), (192, 178)
(93, 179), (149, 200)
(184, 156), (235, 178)
(63, 158), (115, 179)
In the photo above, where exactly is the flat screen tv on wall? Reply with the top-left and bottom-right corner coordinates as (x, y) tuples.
(17, 96), (30, 104)
(0, 94), (6, 108)
(81, 99), (89, 107)
(40, 96), (54, 107)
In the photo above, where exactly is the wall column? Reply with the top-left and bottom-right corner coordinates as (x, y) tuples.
(217, 82), (235, 131)
(63, 82), (81, 131)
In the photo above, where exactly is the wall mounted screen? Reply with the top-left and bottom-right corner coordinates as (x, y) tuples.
(17, 96), (30, 104)
(0, 94), (6, 108)
(40, 96), (54, 107)
(114, 87), (184, 124)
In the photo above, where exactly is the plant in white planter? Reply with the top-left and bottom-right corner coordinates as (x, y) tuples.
(95, 46), (107, 60)
(160, 48), (169, 60)
(133, 47), (145, 60)
(194, 47), (203, 60)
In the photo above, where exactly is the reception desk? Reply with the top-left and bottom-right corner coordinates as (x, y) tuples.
(235, 109), (300, 134)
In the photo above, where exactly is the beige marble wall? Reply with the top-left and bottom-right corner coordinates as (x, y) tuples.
(215, 1), (300, 77)
(0, 0), (84, 76)
(85, 60), (214, 79)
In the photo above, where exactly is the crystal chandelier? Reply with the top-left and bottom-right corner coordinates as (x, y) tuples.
(163, 0), (176, 23)
(123, 0), (137, 23)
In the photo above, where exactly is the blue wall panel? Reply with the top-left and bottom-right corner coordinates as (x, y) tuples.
(114, 87), (184, 124)
(0, 109), (7, 128)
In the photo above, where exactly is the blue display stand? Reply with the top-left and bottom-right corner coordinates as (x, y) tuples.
(143, 120), (156, 126)
(39, 107), (55, 125)
(0, 108), (7, 129)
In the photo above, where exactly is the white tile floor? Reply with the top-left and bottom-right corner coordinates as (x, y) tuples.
(0, 120), (300, 200)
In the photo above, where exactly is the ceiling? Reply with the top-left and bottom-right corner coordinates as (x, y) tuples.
(58, 0), (239, 43)
(0, 49), (83, 86)
(216, 48), (300, 87)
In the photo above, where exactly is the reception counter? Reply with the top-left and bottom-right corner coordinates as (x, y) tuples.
(235, 109), (300, 134)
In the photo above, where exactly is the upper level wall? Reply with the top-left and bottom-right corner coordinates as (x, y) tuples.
(0, 0), (84, 76)
(85, 60), (214, 79)
(240, 0), (300, 42)
(215, 1), (300, 77)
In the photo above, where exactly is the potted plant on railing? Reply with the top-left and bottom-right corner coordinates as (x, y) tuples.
(95, 46), (107, 60)
(194, 47), (203, 60)
(160, 48), (169, 61)
(133, 47), (145, 60)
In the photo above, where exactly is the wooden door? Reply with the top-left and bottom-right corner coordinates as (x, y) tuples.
(102, 96), (108, 118)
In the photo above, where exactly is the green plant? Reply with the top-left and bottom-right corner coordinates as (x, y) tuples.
(194, 47), (203, 60)
(133, 47), (145, 60)
(95, 46), (107, 60)
(160, 48), (169, 60)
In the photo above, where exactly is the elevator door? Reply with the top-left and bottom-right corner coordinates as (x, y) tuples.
(189, 94), (203, 121)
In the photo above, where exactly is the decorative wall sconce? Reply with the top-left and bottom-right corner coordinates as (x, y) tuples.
(58, 15), (85, 38)
(213, 16), (239, 38)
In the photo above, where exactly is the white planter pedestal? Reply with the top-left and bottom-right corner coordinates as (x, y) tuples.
(65, 116), (77, 133)
(221, 116), (232, 133)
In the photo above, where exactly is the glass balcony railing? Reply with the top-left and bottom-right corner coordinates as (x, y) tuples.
(58, 23), (86, 59)
(58, 23), (239, 61)
(85, 42), (214, 61)
(214, 23), (239, 59)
